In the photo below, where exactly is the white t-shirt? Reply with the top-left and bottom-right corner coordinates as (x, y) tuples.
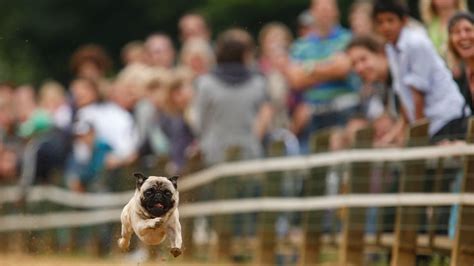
(77, 102), (139, 159)
(386, 27), (469, 136)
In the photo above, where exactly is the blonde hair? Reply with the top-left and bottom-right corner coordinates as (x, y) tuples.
(420, 0), (467, 24)
(39, 80), (66, 109)
(179, 38), (215, 70)
(258, 22), (293, 50)
(114, 64), (157, 99)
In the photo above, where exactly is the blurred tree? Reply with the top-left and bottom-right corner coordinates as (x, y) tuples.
(5, 0), (462, 86)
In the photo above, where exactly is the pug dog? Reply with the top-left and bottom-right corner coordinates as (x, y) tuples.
(118, 172), (182, 257)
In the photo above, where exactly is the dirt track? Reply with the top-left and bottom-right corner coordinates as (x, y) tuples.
(0, 253), (198, 266)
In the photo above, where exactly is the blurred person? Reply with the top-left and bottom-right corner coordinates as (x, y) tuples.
(145, 33), (176, 69)
(194, 27), (272, 165)
(13, 85), (37, 123)
(420, 0), (467, 60)
(0, 81), (15, 107)
(281, 0), (354, 153)
(135, 68), (172, 157)
(16, 86), (71, 195)
(178, 13), (211, 43)
(346, 35), (395, 122)
(446, 13), (474, 241)
(373, 0), (470, 144)
(70, 44), (113, 97)
(114, 63), (155, 103)
(70, 77), (101, 110)
(0, 146), (18, 183)
(258, 21), (301, 157)
(258, 22), (293, 130)
(0, 84), (19, 143)
(179, 38), (215, 78)
(121, 40), (148, 66)
(297, 9), (315, 38)
(76, 79), (139, 170)
(448, 12), (474, 113)
(65, 121), (112, 193)
(194, 28), (272, 256)
(349, 0), (374, 36)
(38, 80), (73, 130)
(157, 72), (195, 174)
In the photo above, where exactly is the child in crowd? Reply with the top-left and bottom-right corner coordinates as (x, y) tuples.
(158, 71), (195, 174)
(38, 80), (72, 130)
(65, 121), (111, 192)
(349, 0), (374, 36)
(372, 0), (470, 144)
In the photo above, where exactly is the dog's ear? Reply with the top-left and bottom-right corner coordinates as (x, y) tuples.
(134, 172), (147, 189)
(168, 176), (178, 189)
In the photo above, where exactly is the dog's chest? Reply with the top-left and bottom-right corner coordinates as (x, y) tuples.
(135, 225), (167, 245)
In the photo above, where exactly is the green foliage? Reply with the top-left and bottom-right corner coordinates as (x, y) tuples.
(0, 0), (361, 85)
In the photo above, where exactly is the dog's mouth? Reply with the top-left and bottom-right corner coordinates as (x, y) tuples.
(154, 202), (164, 209)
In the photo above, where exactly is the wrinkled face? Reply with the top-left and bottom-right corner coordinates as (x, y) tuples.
(136, 174), (178, 218)
(449, 18), (474, 60)
(374, 12), (405, 44)
(347, 46), (386, 83)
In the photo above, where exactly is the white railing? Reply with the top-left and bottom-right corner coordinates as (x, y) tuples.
(1, 143), (474, 232)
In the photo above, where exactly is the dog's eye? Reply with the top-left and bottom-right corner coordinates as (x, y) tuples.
(145, 190), (153, 197)
(164, 190), (172, 197)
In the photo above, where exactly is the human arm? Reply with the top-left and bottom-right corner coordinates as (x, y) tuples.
(254, 102), (273, 141)
(411, 86), (425, 121)
(374, 106), (409, 147)
(276, 52), (352, 90)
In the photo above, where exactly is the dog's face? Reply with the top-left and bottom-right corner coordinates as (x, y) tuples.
(134, 173), (179, 218)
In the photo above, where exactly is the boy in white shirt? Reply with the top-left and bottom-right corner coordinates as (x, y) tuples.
(372, 0), (470, 144)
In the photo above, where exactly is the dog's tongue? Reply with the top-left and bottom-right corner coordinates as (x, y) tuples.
(154, 203), (164, 209)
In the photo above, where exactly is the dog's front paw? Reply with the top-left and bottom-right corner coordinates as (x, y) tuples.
(170, 247), (182, 257)
(117, 237), (129, 251)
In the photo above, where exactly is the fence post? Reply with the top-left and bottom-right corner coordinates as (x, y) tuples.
(339, 126), (374, 265)
(300, 129), (332, 265)
(451, 118), (474, 266)
(180, 153), (204, 260)
(214, 146), (241, 262)
(258, 140), (286, 265)
(391, 120), (429, 266)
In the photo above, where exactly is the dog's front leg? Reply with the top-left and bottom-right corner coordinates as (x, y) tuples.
(167, 211), (182, 257)
(118, 211), (133, 251)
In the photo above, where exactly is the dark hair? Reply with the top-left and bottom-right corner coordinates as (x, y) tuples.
(70, 44), (113, 75)
(346, 35), (385, 54)
(215, 28), (254, 64)
(448, 11), (474, 33)
(372, 0), (408, 20)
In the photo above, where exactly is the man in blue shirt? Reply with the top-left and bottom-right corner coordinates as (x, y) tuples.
(283, 0), (356, 153)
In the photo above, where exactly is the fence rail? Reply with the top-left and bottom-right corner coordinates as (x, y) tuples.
(2, 119), (474, 265)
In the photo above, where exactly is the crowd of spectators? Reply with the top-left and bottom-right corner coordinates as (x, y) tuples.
(1, 0), (474, 260)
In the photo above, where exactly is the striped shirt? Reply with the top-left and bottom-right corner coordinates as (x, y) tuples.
(290, 25), (354, 105)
